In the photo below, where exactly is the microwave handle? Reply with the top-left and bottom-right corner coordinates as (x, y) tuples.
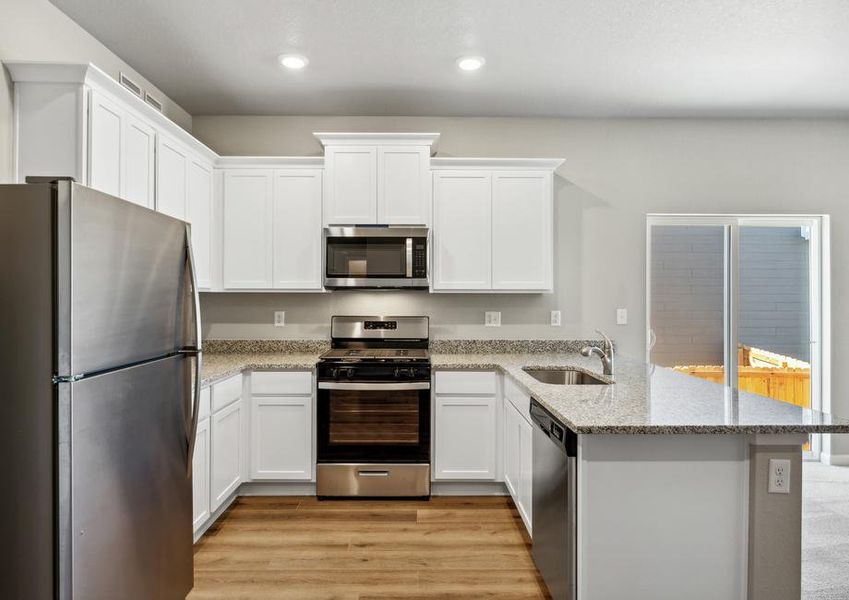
(406, 237), (413, 278)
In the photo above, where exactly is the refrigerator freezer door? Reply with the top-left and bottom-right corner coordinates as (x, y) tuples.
(59, 182), (189, 376)
(64, 354), (193, 600)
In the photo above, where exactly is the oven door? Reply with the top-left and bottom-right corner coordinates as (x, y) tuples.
(324, 227), (429, 289)
(317, 382), (430, 463)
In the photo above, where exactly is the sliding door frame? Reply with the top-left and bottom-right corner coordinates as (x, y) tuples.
(646, 214), (830, 460)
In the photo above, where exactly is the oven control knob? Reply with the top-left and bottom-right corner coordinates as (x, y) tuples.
(343, 368), (356, 379)
(330, 368), (340, 378)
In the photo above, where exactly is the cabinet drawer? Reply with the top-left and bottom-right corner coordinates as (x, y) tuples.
(435, 371), (497, 395)
(503, 376), (531, 422)
(251, 371), (312, 395)
(212, 374), (242, 412)
(198, 386), (211, 421)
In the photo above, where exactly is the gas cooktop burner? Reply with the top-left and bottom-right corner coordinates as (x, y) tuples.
(319, 348), (430, 362)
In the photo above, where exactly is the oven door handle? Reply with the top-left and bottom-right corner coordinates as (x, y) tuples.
(318, 382), (430, 391)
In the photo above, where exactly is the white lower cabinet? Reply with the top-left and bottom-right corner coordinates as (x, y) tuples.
(192, 416), (211, 532)
(210, 376), (244, 512)
(251, 395), (312, 480)
(503, 382), (533, 535)
(433, 371), (498, 480)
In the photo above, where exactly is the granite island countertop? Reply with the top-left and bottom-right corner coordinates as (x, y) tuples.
(431, 352), (849, 435)
(200, 346), (849, 435)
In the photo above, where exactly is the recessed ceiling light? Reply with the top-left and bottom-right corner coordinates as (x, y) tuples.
(279, 54), (308, 70)
(456, 56), (485, 71)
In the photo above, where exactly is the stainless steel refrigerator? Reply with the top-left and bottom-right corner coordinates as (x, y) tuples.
(0, 179), (202, 599)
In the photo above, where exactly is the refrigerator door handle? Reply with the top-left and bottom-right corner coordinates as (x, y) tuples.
(183, 224), (203, 476)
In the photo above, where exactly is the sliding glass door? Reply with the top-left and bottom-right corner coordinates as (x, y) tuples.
(647, 215), (828, 459)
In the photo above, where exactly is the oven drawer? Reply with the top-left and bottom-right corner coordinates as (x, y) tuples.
(317, 463), (430, 497)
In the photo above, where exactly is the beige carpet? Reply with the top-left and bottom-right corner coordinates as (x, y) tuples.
(803, 462), (849, 599)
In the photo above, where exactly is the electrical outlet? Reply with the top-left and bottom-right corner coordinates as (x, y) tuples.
(274, 311), (286, 327)
(768, 459), (791, 494)
(550, 310), (562, 326)
(485, 311), (501, 327)
(616, 308), (628, 325)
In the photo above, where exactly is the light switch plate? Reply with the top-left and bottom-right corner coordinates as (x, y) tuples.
(616, 308), (628, 325)
(768, 458), (791, 494)
(274, 311), (286, 327)
(485, 311), (501, 327)
(550, 310), (562, 327)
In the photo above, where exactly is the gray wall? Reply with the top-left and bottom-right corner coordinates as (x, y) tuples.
(0, 0), (191, 184)
(193, 115), (849, 457)
(651, 225), (811, 368)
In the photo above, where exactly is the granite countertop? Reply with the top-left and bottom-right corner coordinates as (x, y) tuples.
(431, 352), (849, 434)
(201, 351), (324, 387)
(200, 341), (849, 435)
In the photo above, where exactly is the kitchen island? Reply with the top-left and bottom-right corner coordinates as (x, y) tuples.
(199, 343), (849, 600)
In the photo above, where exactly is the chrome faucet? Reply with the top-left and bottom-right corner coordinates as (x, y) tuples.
(581, 329), (615, 376)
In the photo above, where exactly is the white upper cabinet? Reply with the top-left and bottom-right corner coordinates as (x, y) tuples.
(219, 160), (324, 291)
(324, 145), (377, 225)
(222, 169), (273, 289)
(431, 158), (562, 293)
(316, 133), (438, 226)
(156, 135), (189, 220)
(272, 169), (323, 289)
(492, 171), (553, 291)
(432, 170), (492, 290)
(121, 114), (156, 209)
(88, 90), (123, 198)
(377, 146), (431, 225)
(8, 63), (216, 212)
(187, 158), (213, 289)
(89, 91), (157, 209)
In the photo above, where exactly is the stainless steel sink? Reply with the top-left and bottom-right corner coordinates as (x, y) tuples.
(523, 367), (610, 385)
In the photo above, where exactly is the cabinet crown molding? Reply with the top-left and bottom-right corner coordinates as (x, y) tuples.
(430, 157), (564, 171)
(6, 60), (217, 163)
(314, 132), (440, 152)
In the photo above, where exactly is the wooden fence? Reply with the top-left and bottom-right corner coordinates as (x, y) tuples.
(672, 346), (811, 408)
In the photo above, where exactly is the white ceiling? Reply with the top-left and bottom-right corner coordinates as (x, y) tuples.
(51, 0), (849, 117)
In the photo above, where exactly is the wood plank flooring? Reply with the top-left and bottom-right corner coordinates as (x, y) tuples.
(189, 496), (551, 599)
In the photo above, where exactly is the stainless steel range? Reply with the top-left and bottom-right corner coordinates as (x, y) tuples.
(316, 316), (431, 497)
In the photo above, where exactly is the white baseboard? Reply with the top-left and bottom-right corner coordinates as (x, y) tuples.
(431, 481), (508, 496)
(820, 453), (849, 466)
(239, 481), (317, 496)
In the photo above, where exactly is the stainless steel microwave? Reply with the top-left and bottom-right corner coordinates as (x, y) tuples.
(323, 227), (430, 289)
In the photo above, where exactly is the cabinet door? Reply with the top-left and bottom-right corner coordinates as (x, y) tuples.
(187, 158), (213, 289)
(503, 401), (521, 499)
(492, 171), (552, 290)
(122, 114), (156, 209)
(156, 135), (188, 219)
(517, 415), (533, 534)
(250, 396), (312, 480)
(324, 145), (377, 224)
(432, 171), (492, 290)
(377, 146), (430, 225)
(88, 90), (123, 198)
(434, 395), (497, 480)
(192, 417), (210, 532)
(222, 170), (273, 289)
(210, 399), (243, 512)
(272, 169), (323, 289)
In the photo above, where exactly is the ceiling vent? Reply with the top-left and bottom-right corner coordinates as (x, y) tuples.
(144, 92), (163, 113)
(118, 72), (143, 98)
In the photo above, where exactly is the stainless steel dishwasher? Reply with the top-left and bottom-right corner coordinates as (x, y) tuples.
(530, 398), (577, 600)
